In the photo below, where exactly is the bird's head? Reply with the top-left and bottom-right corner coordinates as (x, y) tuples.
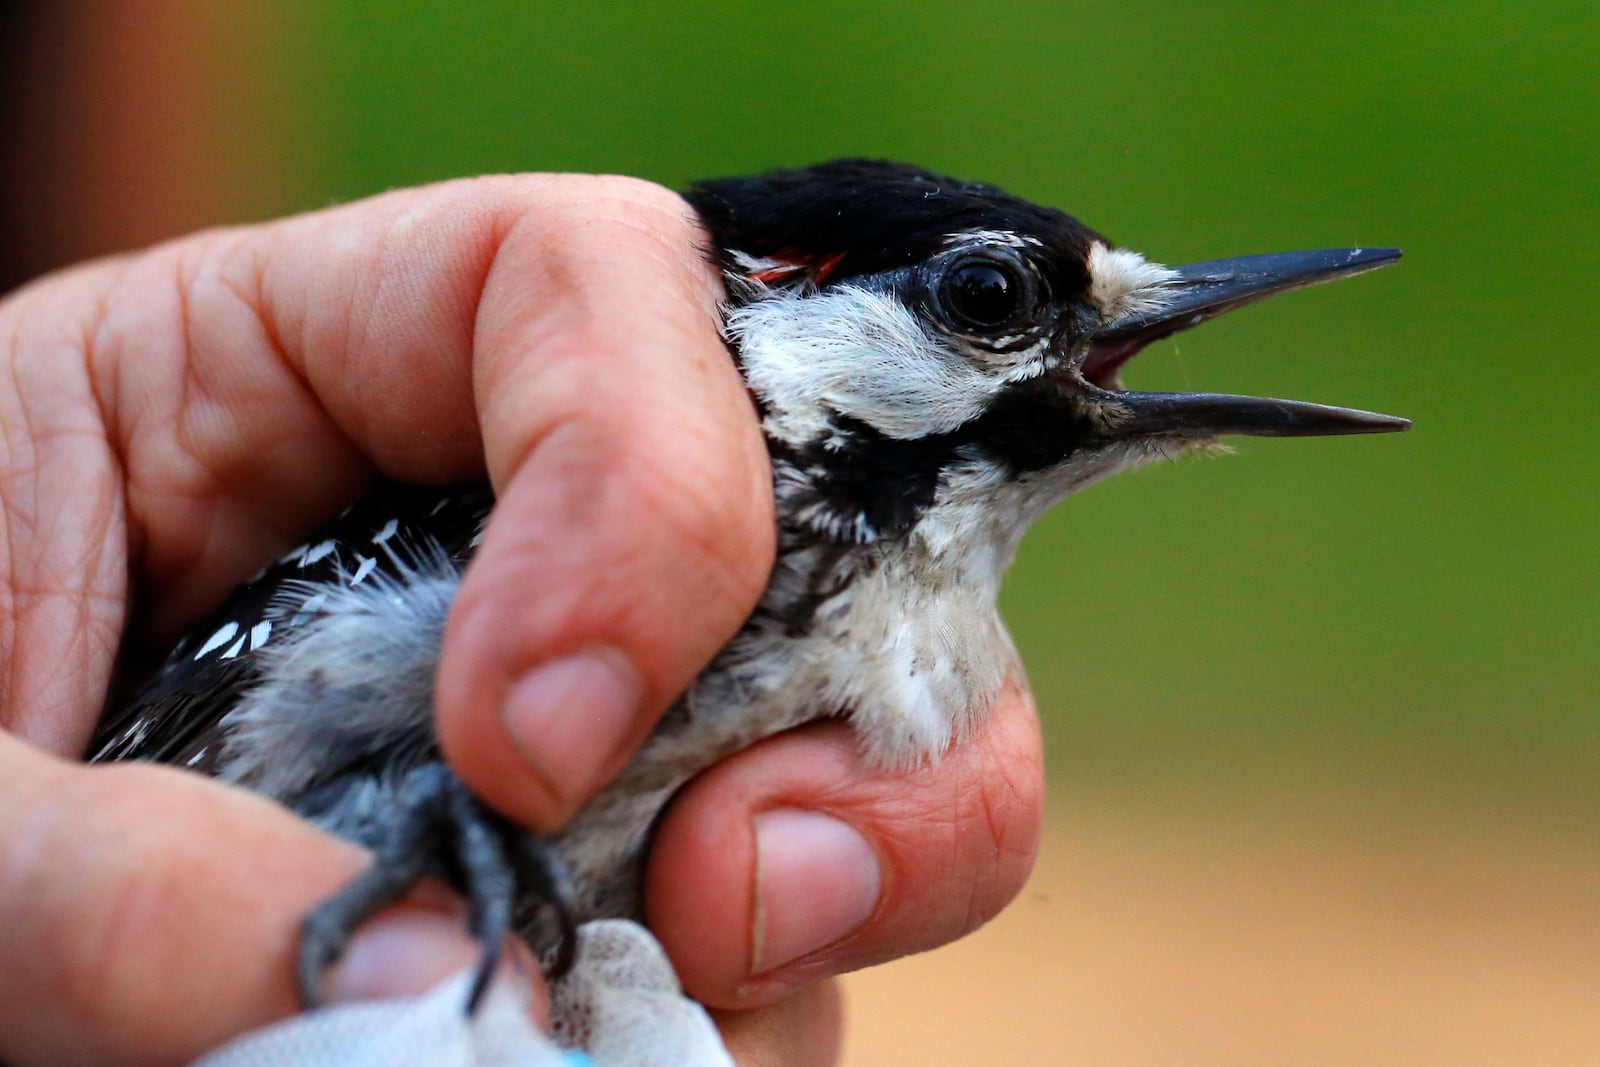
(686, 160), (1408, 551)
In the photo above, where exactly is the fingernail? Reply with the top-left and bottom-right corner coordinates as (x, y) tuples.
(749, 810), (881, 976)
(501, 647), (644, 813)
(326, 909), (485, 1004)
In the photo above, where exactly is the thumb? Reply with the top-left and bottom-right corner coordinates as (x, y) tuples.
(0, 734), (507, 1067)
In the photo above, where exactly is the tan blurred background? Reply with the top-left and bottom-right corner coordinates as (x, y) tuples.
(4, 1), (1594, 1062)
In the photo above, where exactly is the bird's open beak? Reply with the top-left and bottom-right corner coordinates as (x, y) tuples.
(1083, 248), (1410, 437)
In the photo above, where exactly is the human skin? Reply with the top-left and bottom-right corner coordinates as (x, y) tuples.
(0, 174), (1044, 1067)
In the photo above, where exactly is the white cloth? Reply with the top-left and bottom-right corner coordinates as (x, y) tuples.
(193, 920), (734, 1067)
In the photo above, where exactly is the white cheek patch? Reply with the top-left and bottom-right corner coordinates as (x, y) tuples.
(1088, 242), (1178, 323)
(727, 285), (1021, 443)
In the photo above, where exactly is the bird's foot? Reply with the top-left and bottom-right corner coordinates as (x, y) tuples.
(296, 763), (576, 1013)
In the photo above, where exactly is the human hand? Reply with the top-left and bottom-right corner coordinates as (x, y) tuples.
(0, 174), (1043, 1066)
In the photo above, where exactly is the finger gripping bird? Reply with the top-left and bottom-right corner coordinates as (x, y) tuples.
(91, 160), (1409, 1011)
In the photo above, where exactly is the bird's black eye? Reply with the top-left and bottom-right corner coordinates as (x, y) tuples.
(938, 259), (1028, 332)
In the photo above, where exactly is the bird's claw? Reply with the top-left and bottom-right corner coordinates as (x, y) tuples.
(295, 763), (576, 1014)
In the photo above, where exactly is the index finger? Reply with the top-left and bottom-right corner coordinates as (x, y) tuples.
(433, 177), (774, 828)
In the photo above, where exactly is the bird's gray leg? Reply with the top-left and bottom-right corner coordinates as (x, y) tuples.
(296, 763), (576, 1013)
(297, 764), (450, 1008)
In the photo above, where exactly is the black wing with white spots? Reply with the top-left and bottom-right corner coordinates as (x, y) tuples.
(89, 481), (494, 771)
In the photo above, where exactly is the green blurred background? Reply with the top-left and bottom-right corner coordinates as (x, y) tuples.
(6, 1), (1595, 1061)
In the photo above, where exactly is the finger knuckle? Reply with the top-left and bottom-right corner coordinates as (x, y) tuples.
(482, 174), (701, 270)
(516, 398), (771, 621)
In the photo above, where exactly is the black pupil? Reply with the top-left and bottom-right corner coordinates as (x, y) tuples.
(947, 263), (1016, 328)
